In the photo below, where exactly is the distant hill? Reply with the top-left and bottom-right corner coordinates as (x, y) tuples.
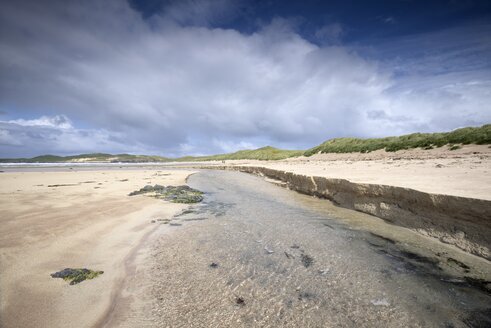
(0, 147), (302, 163)
(304, 124), (491, 156)
(1, 125), (490, 163)
(177, 146), (303, 161)
(0, 153), (172, 163)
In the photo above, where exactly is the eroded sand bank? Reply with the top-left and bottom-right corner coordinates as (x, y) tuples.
(200, 144), (491, 200)
(0, 169), (194, 328)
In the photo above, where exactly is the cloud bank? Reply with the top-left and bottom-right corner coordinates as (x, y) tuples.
(1, 0), (490, 157)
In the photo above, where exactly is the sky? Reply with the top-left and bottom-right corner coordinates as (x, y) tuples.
(0, 0), (490, 158)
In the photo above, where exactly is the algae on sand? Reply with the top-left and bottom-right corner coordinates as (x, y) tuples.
(129, 184), (204, 203)
(51, 268), (104, 285)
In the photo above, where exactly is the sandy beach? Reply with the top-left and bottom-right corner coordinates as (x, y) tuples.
(0, 169), (194, 328)
(1, 146), (490, 327)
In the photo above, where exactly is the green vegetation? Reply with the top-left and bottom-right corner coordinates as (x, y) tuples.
(129, 184), (204, 203)
(50, 268), (103, 285)
(177, 146), (303, 161)
(304, 124), (491, 156)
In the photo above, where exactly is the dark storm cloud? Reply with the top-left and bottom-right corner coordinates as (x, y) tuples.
(0, 0), (490, 157)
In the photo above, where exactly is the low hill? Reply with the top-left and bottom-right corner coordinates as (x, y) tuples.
(0, 147), (302, 163)
(1, 125), (490, 163)
(304, 124), (491, 156)
(177, 146), (303, 161)
(0, 153), (171, 163)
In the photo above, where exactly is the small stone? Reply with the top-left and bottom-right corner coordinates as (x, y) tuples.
(235, 297), (245, 306)
(371, 298), (390, 307)
(210, 262), (219, 268)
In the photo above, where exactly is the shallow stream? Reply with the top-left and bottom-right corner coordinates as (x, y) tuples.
(150, 170), (490, 327)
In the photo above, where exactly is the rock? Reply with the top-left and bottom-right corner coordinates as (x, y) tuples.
(371, 298), (390, 307)
(209, 262), (219, 268)
(129, 185), (204, 203)
(235, 297), (245, 306)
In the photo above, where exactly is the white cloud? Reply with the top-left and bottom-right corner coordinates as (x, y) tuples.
(7, 115), (73, 129)
(0, 115), (158, 157)
(0, 0), (490, 157)
(0, 129), (22, 146)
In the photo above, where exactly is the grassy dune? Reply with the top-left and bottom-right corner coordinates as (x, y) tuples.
(304, 124), (491, 156)
(177, 146), (303, 161)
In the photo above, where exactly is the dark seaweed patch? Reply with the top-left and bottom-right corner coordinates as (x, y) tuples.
(301, 254), (314, 268)
(51, 268), (103, 285)
(48, 184), (78, 187)
(298, 291), (316, 301)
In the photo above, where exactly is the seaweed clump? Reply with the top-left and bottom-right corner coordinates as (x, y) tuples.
(129, 184), (204, 203)
(51, 268), (103, 285)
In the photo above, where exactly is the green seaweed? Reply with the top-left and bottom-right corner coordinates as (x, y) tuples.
(129, 185), (204, 203)
(51, 268), (103, 285)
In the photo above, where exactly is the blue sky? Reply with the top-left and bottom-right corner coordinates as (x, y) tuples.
(0, 0), (490, 157)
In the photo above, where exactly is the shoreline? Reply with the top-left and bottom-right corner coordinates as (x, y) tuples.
(95, 218), (159, 327)
(0, 169), (194, 328)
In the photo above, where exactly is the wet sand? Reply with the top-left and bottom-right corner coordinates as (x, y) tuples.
(0, 169), (194, 328)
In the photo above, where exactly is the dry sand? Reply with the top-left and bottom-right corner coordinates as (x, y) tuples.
(0, 169), (194, 328)
(213, 144), (491, 200)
